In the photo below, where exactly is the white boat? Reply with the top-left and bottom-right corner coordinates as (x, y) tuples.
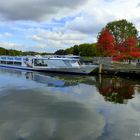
(0, 56), (98, 75)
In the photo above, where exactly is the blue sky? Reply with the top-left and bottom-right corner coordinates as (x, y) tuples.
(0, 0), (140, 52)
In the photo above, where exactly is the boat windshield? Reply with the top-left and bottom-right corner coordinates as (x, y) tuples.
(34, 59), (48, 67)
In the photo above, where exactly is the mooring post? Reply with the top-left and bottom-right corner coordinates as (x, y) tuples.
(99, 63), (102, 74)
(99, 74), (102, 84)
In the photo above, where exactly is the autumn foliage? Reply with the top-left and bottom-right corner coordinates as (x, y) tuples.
(97, 28), (140, 61)
(97, 29), (116, 56)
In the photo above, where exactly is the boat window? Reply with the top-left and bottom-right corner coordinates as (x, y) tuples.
(70, 60), (77, 63)
(14, 62), (22, 66)
(7, 61), (14, 65)
(34, 59), (48, 67)
(0, 61), (6, 64)
(3, 61), (22, 66)
(25, 58), (29, 61)
(63, 60), (72, 67)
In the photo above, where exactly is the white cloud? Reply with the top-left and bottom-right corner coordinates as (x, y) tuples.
(0, 42), (24, 50)
(1, 0), (140, 52)
(0, 32), (13, 38)
(66, 0), (140, 36)
(29, 29), (89, 52)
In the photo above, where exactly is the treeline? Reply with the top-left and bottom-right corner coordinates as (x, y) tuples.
(0, 47), (51, 56)
(0, 44), (98, 57)
(54, 43), (97, 57)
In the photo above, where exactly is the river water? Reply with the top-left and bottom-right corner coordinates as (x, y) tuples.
(0, 68), (140, 140)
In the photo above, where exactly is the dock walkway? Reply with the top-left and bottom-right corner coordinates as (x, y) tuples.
(101, 63), (140, 76)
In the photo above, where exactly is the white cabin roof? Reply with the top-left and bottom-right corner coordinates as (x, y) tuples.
(0, 55), (79, 61)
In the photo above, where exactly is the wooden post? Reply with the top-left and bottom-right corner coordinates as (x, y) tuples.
(99, 64), (102, 74)
(99, 74), (102, 84)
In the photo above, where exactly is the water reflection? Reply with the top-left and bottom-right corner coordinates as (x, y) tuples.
(96, 75), (135, 104)
(0, 68), (96, 88)
(25, 72), (96, 87)
(0, 68), (139, 104)
(0, 68), (105, 140)
(1, 68), (140, 140)
(0, 89), (105, 140)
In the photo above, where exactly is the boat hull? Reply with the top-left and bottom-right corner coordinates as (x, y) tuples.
(0, 64), (98, 75)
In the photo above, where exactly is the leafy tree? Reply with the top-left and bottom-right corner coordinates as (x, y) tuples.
(137, 36), (140, 48)
(23, 51), (39, 56)
(105, 19), (138, 44)
(78, 43), (97, 56)
(54, 49), (66, 55)
(98, 19), (140, 61)
(123, 37), (140, 62)
(97, 28), (116, 56)
(113, 37), (140, 61)
(64, 47), (74, 54)
(0, 47), (6, 55)
(0, 47), (49, 56)
(63, 43), (97, 57)
(73, 45), (79, 55)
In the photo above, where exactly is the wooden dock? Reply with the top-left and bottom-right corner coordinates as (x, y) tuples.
(91, 63), (140, 77)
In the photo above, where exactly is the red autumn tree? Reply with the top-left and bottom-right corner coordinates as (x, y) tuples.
(98, 19), (140, 62)
(123, 37), (137, 52)
(124, 37), (140, 61)
(113, 37), (140, 61)
(97, 26), (140, 61)
(97, 28), (116, 56)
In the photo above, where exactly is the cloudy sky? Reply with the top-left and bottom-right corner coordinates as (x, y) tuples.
(0, 0), (140, 52)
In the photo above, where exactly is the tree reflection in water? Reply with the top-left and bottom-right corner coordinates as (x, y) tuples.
(96, 75), (135, 104)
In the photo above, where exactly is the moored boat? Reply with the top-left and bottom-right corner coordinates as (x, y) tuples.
(0, 56), (98, 75)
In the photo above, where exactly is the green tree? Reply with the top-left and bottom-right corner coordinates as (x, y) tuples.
(78, 43), (97, 56)
(65, 47), (74, 54)
(0, 47), (6, 55)
(54, 49), (66, 55)
(73, 45), (79, 55)
(102, 19), (138, 44)
(64, 43), (97, 57)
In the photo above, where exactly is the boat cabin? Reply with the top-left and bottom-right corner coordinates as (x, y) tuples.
(0, 56), (81, 68)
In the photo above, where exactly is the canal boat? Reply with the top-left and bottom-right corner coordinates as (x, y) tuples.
(0, 56), (98, 74)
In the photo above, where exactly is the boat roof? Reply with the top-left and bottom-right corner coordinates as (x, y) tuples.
(0, 55), (79, 61)
(32, 57), (79, 61)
